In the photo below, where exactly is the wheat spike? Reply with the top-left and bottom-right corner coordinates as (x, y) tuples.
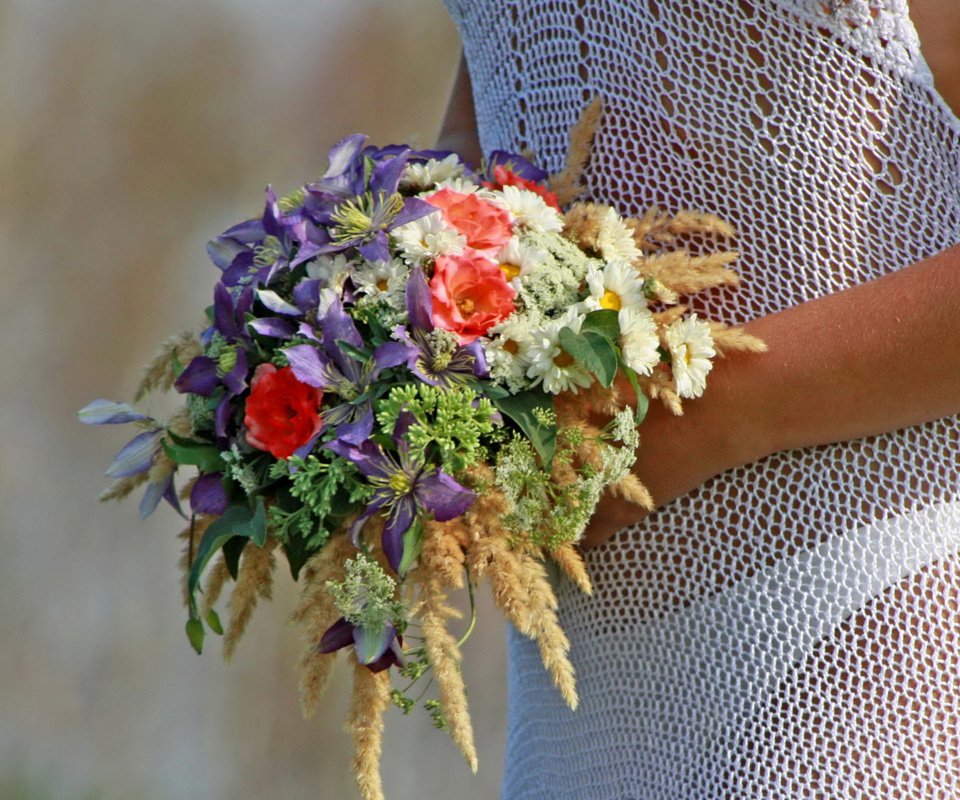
(549, 544), (593, 595)
(222, 539), (277, 660)
(348, 663), (391, 800)
(134, 331), (202, 401)
(549, 97), (604, 206)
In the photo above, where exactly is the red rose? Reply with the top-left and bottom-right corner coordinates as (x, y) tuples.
(244, 364), (324, 459)
(430, 250), (516, 344)
(426, 187), (514, 256)
(483, 165), (562, 211)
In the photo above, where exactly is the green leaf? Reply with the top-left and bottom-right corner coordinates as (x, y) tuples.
(398, 521), (424, 577)
(491, 391), (557, 467)
(186, 618), (205, 654)
(557, 328), (619, 388)
(188, 498), (267, 597)
(162, 432), (222, 473)
(223, 536), (247, 580)
(282, 525), (314, 581)
(620, 365), (650, 425)
(338, 341), (371, 362)
(581, 309), (620, 341)
(205, 609), (224, 636)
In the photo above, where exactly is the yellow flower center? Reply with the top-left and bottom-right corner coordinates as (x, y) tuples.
(376, 278), (389, 291)
(500, 262), (521, 281)
(503, 339), (520, 355)
(600, 290), (622, 311)
(457, 297), (476, 315)
(389, 472), (413, 494)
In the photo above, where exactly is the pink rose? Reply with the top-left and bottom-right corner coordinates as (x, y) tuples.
(430, 251), (516, 343)
(426, 188), (513, 256)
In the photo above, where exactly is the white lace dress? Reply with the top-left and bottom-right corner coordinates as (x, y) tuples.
(443, 1), (960, 797)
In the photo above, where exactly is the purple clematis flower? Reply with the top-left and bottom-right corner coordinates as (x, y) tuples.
(394, 266), (489, 387)
(317, 616), (404, 673)
(327, 413), (475, 574)
(77, 401), (184, 520)
(284, 298), (408, 445)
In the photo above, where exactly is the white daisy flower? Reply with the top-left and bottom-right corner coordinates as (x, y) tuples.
(306, 254), (352, 292)
(664, 314), (716, 399)
(493, 184), (564, 233)
(351, 258), (410, 299)
(390, 211), (466, 264)
(495, 236), (547, 289)
(399, 154), (465, 192)
(581, 261), (648, 313)
(618, 306), (660, 376)
(525, 308), (594, 394)
(596, 206), (643, 263)
(486, 313), (537, 391)
(427, 177), (483, 195)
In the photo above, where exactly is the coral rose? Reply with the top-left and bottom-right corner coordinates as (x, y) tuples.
(244, 363), (324, 459)
(484, 165), (562, 211)
(426, 187), (513, 256)
(430, 251), (516, 344)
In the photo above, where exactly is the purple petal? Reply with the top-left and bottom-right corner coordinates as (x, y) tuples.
(405, 267), (434, 331)
(162, 477), (186, 518)
(462, 339), (490, 378)
(369, 150), (409, 195)
(415, 470), (476, 521)
(221, 251), (258, 287)
(249, 317), (297, 338)
(321, 298), (363, 368)
(214, 395), (232, 439)
(357, 233), (390, 263)
(220, 218), (266, 244)
(347, 496), (389, 547)
(391, 410), (417, 447)
(190, 473), (228, 515)
(78, 400), (148, 426)
(367, 638), (405, 673)
(257, 289), (301, 316)
(139, 478), (166, 519)
(324, 134), (367, 181)
(353, 622), (396, 665)
(372, 341), (411, 376)
(391, 196), (435, 228)
(261, 186), (283, 239)
(336, 406), (374, 446)
(382, 498), (416, 572)
(284, 344), (333, 389)
(206, 236), (250, 271)
(214, 283), (242, 341)
(222, 349), (248, 397)
(292, 429), (322, 460)
(318, 617), (355, 654)
(328, 439), (392, 481)
(486, 150), (549, 182)
(106, 429), (162, 479)
(293, 279), (322, 313)
(290, 240), (324, 269)
(174, 356), (219, 396)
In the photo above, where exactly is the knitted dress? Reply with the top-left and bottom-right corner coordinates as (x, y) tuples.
(442, 1), (960, 797)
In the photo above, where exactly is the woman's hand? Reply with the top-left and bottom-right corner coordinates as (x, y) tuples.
(582, 242), (960, 549)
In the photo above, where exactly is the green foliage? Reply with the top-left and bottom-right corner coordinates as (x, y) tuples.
(376, 383), (497, 474)
(488, 389), (557, 468)
(187, 499), (267, 606)
(163, 431), (222, 472)
(325, 554), (404, 631)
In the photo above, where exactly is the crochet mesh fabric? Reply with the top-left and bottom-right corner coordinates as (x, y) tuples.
(443, 1), (960, 797)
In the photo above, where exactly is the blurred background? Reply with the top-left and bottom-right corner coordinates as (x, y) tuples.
(1, 1), (509, 798)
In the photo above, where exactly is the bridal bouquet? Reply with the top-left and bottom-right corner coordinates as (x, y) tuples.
(80, 102), (764, 799)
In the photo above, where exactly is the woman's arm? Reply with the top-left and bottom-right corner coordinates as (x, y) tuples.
(583, 242), (960, 547)
(436, 53), (482, 167)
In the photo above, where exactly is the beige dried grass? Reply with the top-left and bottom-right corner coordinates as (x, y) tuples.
(291, 534), (357, 718)
(135, 330), (202, 401)
(222, 539), (277, 660)
(348, 663), (391, 800)
(549, 97), (604, 206)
